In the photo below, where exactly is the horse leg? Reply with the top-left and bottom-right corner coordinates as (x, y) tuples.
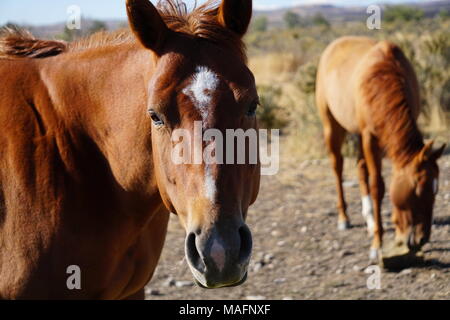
(322, 112), (349, 230)
(357, 135), (375, 236)
(361, 131), (385, 262)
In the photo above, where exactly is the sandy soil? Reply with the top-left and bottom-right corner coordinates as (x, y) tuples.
(145, 143), (450, 300)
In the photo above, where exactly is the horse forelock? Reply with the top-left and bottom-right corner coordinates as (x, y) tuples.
(157, 0), (246, 61)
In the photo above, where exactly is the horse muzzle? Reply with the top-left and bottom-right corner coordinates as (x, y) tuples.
(393, 226), (429, 253)
(407, 229), (429, 252)
(184, 222), (252, 289)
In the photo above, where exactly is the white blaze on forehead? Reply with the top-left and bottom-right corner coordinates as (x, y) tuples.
(210, 239), (226, 272)
(204, 165), (217, 202)
(183, 67), (219, 203)
(182, 66), (220, 121)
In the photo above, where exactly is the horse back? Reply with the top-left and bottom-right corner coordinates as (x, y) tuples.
(317, 36), (420, 135)
(316, 36), (378, 133)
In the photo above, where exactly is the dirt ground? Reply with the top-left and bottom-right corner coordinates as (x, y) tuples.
(145, 141), (450, 300)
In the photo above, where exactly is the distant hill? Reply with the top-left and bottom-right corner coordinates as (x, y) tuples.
(4, 0), (450, 39)
(254, 0), (450, 28)
(25, 19), (126, 39)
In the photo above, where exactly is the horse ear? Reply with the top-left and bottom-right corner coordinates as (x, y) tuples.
(417, 140), (434, 163)
(418, 141), (446, 163)
(218, 0), (253, 37)
(126, 0), (169, 55)
(430, 143), (446, 161)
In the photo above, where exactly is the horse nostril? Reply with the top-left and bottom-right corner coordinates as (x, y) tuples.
(186, 232), (205, 273)
(238, 225), (252, 264)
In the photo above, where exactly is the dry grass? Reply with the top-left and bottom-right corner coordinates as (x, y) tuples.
(249, 52), (306, 84)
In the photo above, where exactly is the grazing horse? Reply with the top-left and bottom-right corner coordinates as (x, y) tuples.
(0, 0), (260, 299)
(316, 36), (445, 261)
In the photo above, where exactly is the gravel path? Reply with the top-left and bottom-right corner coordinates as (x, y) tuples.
(145, 146), (450, 300)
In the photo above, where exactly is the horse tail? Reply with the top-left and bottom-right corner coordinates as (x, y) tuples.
(0, 28), (67, 59)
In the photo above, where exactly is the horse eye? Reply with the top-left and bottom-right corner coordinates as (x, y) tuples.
(148, 109), (164, 126)
(246, 100), (259, 117)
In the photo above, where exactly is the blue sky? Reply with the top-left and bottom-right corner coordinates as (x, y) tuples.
(0, 0), (431, 26)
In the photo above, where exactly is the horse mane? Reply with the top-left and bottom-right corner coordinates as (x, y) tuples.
(0, 28), (67, 59)
(361, 41), (424, 168)
(0, 0), (245, 60)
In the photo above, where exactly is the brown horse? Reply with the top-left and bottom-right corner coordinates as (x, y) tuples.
(0, 0), (260, 299)
(316, 36), (446, 261)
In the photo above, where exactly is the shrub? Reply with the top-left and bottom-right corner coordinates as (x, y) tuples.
(257, 85), (288, 130)
(295, 61), (317, 95)
(384, 5), (424, 23)
(284, 11), (301, 29)
(312, 14), (330, 28)
(252, 16), (268, 32)
(88, 20), (108, 35)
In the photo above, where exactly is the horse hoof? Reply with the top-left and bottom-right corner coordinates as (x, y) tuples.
(369, 248), (380, 263)
(337, 221), (351, 231)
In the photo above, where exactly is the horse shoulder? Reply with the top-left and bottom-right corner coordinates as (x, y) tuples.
(0, 58), (67, 298)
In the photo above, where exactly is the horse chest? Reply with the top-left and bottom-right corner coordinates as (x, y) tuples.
(64, 207), (169, 300)
(98, 210), (170, 299)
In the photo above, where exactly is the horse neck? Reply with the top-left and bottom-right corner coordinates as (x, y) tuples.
(46, 43), (158, 195)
